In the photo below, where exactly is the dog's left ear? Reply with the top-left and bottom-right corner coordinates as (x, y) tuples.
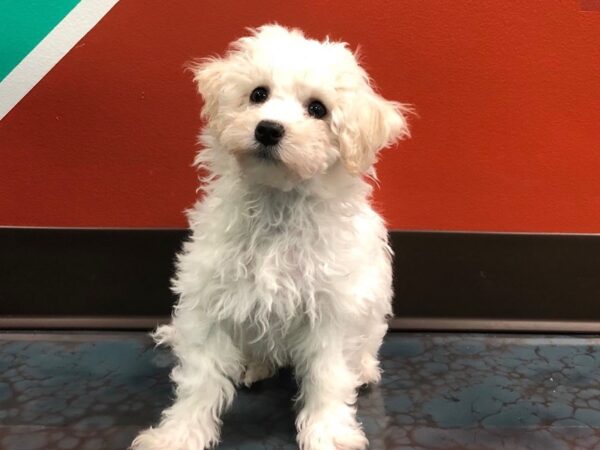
(334, 89), (409, 174)
(190, 57), (228, 119)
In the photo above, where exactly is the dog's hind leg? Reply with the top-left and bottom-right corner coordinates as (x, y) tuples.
(356, 320), (388, 386)
(242, 360), (276, 387)
(131, 320), (243, 450)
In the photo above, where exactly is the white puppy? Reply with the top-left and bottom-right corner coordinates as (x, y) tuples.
(132, 24), (409, 450)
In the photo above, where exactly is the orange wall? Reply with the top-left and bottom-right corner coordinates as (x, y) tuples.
(1, 0), (599, 232)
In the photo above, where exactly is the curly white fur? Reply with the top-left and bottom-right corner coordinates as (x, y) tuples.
(132, 24), (409, 450)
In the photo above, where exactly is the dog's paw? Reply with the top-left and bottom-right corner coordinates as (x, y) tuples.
(297, 415), (368, 450)
(131, 423), (217, 450)
(242, 362), (274, 387)
(358, 353), (382, 386)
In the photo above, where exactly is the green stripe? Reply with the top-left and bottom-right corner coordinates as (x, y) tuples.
(0, 0), (80, 81)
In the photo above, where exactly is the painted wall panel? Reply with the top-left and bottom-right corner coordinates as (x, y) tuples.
(0, 0), (80, 80)
(1, 1), (599, 232)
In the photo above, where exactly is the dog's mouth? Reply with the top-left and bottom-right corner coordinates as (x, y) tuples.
(253, 144), (280, 162)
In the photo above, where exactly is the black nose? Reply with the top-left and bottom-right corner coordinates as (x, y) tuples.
(255, 120), (285, 146)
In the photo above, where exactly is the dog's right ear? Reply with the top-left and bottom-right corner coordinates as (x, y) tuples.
(334, 89), (410, 175)
(189, 57), (227, 119)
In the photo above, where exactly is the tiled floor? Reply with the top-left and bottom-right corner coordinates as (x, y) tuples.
(1, 332), (600, 450)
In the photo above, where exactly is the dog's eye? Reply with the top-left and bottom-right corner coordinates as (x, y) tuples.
(250, 87), (269, 104)
(307, 100), (327, 119)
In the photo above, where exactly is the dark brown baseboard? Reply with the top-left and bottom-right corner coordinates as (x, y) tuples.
(2, 228), (600, 332)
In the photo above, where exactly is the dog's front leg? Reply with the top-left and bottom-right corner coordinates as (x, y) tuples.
(294, 335), (368, 450)
(131, 322), (242, 450)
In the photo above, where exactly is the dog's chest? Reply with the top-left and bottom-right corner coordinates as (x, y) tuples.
(214, 202), (345, 320)
(239, 220), (323, 289)
(192, 186), (368, 328)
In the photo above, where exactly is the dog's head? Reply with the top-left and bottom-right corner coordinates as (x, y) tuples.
(192, 25), (409, 190)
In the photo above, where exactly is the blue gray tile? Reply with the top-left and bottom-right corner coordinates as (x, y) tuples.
(0, 332), (599, 449)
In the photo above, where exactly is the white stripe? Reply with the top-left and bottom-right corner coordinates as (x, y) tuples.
(0, 0), (119, 121)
